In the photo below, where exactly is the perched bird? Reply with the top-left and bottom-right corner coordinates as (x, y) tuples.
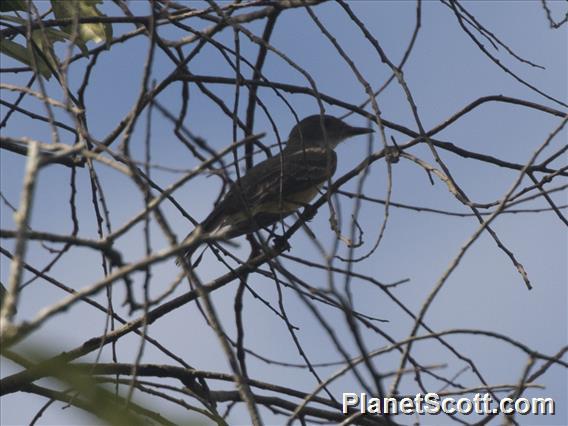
(178, 114), (373, 265)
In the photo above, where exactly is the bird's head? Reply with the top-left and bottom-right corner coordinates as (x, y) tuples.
(286, 114), (373, 150)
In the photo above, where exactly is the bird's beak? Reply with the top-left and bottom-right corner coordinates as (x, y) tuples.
(346, 126), (374, 137)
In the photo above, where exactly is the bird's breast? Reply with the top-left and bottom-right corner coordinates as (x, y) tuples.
(257, 184), (323, 214)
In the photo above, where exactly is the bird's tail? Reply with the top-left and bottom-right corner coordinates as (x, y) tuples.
(176, 215), (238, 267)
(175, 226), (204, 267)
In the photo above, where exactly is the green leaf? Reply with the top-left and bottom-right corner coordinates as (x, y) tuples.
(0, 0), (27, 12)
(0, 282), (7, 307)
(50, 0), (113, 47)
(0, 14), (69, 43)
(0, 13), (68, 78)
(0, 36), (52, 78)
(30, 31), (59, 74)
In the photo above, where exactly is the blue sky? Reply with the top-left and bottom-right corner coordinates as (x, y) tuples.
(1, 1), (566, 425)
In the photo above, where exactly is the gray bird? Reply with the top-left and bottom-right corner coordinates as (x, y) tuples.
(178, 114), (373, 264)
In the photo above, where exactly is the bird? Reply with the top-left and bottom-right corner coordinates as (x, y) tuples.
(178, 114), (373, 265)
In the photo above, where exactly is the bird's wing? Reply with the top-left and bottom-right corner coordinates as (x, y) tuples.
(202, 147), (336, 229)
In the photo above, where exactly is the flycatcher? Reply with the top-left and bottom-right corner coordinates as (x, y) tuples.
(178, 114), (373, 264)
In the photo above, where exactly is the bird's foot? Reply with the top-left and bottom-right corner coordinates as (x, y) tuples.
(384, 145), (400, 164)
(303, 204), (317, 221)
(386, 136), (402, 163)
(272, 234), (291, 252)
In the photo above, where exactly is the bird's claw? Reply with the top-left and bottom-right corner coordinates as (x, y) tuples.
(273, 235), (291, 252)
(303, 204), (317, 221)
(384, 145), (400, 164)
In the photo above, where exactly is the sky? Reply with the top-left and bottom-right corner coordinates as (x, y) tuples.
(1, 1), (567, 425)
